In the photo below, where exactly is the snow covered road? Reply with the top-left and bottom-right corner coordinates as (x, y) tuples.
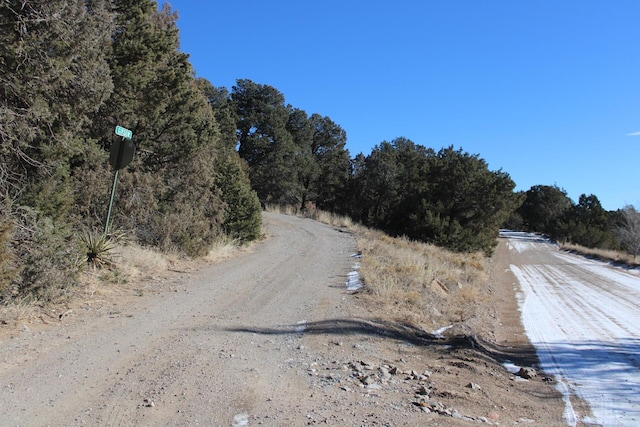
(502, 231), (640, 426)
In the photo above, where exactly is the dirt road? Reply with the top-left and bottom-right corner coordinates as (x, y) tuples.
(0, 213), (358, 425)
(503, 231), (640, 426)
(1, 214), (571, 426)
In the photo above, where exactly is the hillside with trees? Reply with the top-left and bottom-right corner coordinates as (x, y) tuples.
(1, 0), (637, 304)
(512, 185), (628, 252)
(0, 0), (261, 301)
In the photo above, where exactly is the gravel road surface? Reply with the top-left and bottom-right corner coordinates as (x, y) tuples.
(0, 213), (359, 426)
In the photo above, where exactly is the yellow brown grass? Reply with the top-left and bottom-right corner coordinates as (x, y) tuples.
(560, 242), (639, 266)
(355, 226), (489, 330)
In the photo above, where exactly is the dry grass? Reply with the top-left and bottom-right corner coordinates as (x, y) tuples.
(560, 243), (639, 266)
(355, 227), (489, 329)
(270, 204), (493, 333)
(0, 234), (252, 327)
(266, 203), (356, 229)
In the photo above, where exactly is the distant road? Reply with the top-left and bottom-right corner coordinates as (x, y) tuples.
(501, 231), (640, 426)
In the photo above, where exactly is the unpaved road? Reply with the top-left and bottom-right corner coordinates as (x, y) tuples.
(503, 231), (640, 426)
(1, 214), (572, 426)
(0, 213), (361, 426)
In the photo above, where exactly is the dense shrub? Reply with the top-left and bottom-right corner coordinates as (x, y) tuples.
(9, 206), (82, 302)
(215, 154), (263, 242)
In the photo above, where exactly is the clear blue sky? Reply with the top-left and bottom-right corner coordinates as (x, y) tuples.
(163, 0), (640, 211)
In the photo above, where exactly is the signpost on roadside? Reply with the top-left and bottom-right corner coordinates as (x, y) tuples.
(105, 125), (136, 235)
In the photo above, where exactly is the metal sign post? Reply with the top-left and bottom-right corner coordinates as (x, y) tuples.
(105, 126), (135, 235)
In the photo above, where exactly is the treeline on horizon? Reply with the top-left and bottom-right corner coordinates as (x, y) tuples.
(0, 0), (635, 303)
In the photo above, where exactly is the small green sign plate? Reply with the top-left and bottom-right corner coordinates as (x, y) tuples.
(115, 125), (133, 140)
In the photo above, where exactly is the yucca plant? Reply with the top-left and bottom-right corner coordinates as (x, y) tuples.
(81, 232), (117, 269)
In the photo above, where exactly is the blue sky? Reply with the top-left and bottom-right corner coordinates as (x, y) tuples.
(163, 0), (640, 211)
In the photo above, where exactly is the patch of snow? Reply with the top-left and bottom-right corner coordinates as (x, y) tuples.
(432, 324), (454, 338)
(346, 266), (362, 291)
(294, 320), (307, 333)
(506, 233), (640, 426)
(233, 413), (249, 427)
(502, 360), (521, 374)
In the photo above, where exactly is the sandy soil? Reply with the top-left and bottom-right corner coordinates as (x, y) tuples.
(0, 213), (575, 426)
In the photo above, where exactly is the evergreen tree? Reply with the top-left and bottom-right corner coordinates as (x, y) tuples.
(351, 141), (519, 254)
(1, 0), (114, 217)
(0, 0), (115, 298)
(197, 77), (263, 241)
(232, 79), (298, 204)
(286, 108), (317, 209)
(309, 114), (351, 213)
(559, 194), (616, 248)
(517, 185), (573, 235)
(89, 0), (226, 254)
(214, 154), (263, 242)
(421, 146), (520, 254)
(196, 79), (238, 150)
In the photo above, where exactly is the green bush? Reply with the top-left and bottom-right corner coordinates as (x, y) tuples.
(215, 154), (263, 242)
(0, 211), (16, 296)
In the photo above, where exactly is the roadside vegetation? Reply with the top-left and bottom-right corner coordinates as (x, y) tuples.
(272, 204), (491, 334)
(2, 0), (639, 313)
(559, 243), (640, 268)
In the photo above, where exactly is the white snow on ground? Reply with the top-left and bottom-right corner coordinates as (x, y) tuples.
(432, 324), (454, 338)
(346, 255), (362, 291)
(503, 231), (640, 426)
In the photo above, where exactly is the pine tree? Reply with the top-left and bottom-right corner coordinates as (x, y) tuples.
(309, 114), (351, 212)
(90, 0), (226, 253)
(0, 0), (115, 299)
(197, 77), (263, 242)
(232, 79), (298, 204)
(214, 154), (262, 242)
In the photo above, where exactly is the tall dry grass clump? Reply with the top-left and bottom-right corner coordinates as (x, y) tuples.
(355, 227), (489, 330)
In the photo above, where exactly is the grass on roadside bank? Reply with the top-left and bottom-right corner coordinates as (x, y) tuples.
(271, 204), (492, 335)
(0, 233), (248, 326)
(560, 242), (639, 267)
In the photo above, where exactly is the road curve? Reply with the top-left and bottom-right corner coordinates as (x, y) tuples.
(0, 212), (357, 426)
(502, 231), (640, 426)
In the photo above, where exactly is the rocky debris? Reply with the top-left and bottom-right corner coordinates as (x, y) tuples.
(304, 358), (512, 424)
(466, 382), (482, 390)
(518, 367), (537, 379)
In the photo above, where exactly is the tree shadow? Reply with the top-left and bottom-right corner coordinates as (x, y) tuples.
(536, 338), (640, 374)
(532, 339), (640, 417)
(222, 317), (540, 368)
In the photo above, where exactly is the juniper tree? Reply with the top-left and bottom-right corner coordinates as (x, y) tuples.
(232, 79), (298, 205)
(89, 0), (226, 254)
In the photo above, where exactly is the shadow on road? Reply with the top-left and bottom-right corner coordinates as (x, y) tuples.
(223, 317), (540, 368)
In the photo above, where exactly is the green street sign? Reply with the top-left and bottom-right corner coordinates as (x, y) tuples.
(115, 125), (133, 140)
